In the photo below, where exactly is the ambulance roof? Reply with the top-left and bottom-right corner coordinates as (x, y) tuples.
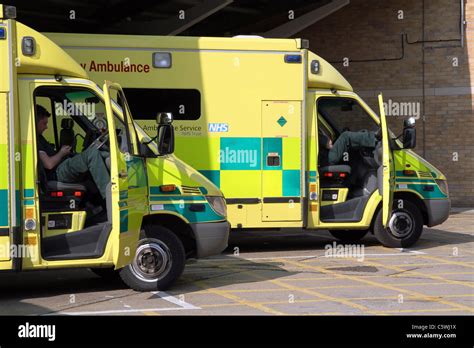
(45, 32), (307, 52)
(16, 22), (88, 79)
(45, 32), (352, 91)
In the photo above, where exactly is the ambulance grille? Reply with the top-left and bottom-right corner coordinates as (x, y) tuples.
(181, 186), (201, 195)
(417, 171), (432, 179)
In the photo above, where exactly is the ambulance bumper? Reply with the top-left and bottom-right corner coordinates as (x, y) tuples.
(425, 199), (451, 227)
(191, 221), (230, 258)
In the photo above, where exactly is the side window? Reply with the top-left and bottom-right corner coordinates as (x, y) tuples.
(107, 89), (137, 156)
(123, 88), (201, 121)
(318, 97), (378, 135)
(34, 86), (115, 154)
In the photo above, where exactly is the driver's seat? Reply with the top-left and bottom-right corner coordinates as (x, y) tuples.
(38, 159), (88, 212)
(59, 118), (76, 150)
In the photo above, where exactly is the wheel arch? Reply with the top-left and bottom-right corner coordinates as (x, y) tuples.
(369, 191), (429, 233)
(393, 191), (429, 226)
(141, 213), (197, 258)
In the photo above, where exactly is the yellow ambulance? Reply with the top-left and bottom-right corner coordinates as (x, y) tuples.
(0, 5), (229, 291)
(46, 32), (451, 248)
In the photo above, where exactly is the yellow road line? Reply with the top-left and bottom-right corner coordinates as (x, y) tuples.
(219, 261), (371, 314)
(220, 281), (468, 293)
(282, 259), (474, 313)
(417, 254), (474, 268)
(370, 261), (474, 267)
(302, 259), (473, 267)
(370, 261), (474, 289)
(142, 311), (160, 316)
(193, 280), (284, 315)
(391, 271), (473, 277)
(200, 294), (474, 310)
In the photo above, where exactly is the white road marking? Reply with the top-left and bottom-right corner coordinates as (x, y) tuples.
(58, 307), (196, 315)
(151, 291), (200, 310)
(46, 291), (200, 316)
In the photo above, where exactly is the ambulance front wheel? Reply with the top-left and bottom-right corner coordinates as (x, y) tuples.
(373, 200), (423, 248)
(119, 225), (186, 291)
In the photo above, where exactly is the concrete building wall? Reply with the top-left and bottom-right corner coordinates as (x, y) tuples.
(298, 0), (473, 206)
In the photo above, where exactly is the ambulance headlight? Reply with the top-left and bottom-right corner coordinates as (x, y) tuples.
(152, 52), (172, 68)
(206, 196), (227, 217)
(22, 36), (36, 56)
(435, 179), (449, 197)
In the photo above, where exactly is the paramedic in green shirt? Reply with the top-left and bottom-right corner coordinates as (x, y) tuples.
(35, 105), (110, 199)
(319, 129), (381, 165)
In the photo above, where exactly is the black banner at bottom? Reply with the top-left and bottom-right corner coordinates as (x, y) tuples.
(0, 315), (472, 346)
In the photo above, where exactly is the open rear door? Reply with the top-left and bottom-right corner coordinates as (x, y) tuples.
(378, 94), (394, 228)
(103, 81), (147, 269)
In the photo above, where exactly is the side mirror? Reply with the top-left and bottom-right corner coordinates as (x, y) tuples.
(402, 117), (416, 149)
(155, 112), (174, 155)
(157, 124), (174, 155)
(157, 112), (173, 125)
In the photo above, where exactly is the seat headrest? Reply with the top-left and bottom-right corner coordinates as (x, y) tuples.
(61, 118), (74, 130)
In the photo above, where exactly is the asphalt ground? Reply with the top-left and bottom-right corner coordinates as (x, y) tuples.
(0, 209), (473, 316)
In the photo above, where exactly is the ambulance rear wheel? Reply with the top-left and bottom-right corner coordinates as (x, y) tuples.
(373, 200), (423, 248)
(119, 226), (186, 292)
(329, 230), (369, 243)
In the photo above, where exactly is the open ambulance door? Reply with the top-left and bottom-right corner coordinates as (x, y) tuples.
(103, 81), (147, 269)
(378, 94), (394, 228)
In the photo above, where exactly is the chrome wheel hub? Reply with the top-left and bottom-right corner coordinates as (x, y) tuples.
(130, 239), (172, 283)
(388, 211), (413, 238)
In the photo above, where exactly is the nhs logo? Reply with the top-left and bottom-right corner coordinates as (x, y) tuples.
(208, 123), (229, 132)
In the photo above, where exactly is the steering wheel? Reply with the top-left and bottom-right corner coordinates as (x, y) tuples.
(86, 131), (109, 151)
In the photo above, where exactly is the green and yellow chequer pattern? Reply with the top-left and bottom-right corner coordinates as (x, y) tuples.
(175, 136), (301, 199)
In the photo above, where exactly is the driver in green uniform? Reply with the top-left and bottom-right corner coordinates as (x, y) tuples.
(36, 105), (110, 199)
(319, 129), (381, 165)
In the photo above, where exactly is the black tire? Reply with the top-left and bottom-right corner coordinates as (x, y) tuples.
(119, 225), (186, 292)
(90, 267), (120, 281)
(373, 200), (423, 248)
(329, 230), (369, 243)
